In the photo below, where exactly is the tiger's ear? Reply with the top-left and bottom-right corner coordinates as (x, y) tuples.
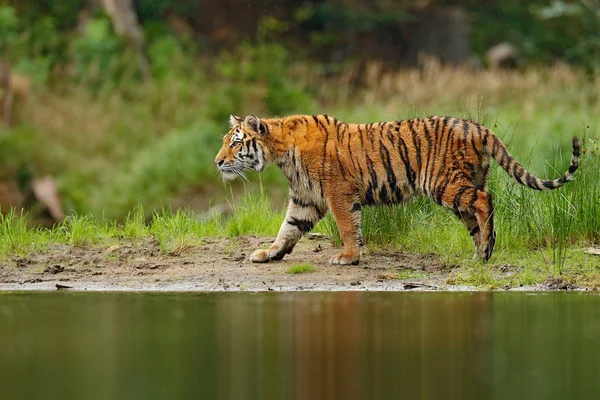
(244, 115), (262, 134)
(229, 114), (243, 127)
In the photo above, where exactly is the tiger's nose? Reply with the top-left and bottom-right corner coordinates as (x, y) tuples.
(215, 158), (224, 167)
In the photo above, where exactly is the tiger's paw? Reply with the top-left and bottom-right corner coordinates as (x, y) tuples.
(250, 249), (270, 263)
(329, 251), (360, 265)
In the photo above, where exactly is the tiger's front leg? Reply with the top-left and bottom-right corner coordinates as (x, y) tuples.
(250, 197), (325, 263)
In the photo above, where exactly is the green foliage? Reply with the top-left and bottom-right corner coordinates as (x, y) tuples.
(225, 190), (284, 237)
(92, 120), (221, 218)
(0, 208), (48, 257)
(533, 0), (600, 74)
(71, 17), (123, 83)
(149, 208), (206, 253)
(123, 205), (149, 238)
(286, 262), (316, 274)
(397, 269), (427, 280)
(0, 5), (18, 53)
(0, 126), (38, 174)
(3, 0), (600, 80)
(147, 35), (185, 80)
(465, 0), (600, 71)
(206, 18), (313, 120)
(57, 214), (115, 246)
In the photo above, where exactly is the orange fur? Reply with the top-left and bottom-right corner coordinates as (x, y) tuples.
(215, 114), (580, 264)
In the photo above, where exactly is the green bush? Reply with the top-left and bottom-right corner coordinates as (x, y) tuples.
(206, 18), (313, 120)
(0, 5), (18, 53)
(71, 17), (123, 84)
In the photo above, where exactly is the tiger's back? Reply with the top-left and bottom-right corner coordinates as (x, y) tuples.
(215, 114), (579, 265)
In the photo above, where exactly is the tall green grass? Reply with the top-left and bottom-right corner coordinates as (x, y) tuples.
(225, 189), (284, 237)
(0, 191), (284, 259)
(0, 209), (49, 257)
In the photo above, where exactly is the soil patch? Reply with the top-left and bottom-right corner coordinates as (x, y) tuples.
(0, 236), (454, 291)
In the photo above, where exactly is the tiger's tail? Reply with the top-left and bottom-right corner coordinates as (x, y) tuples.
(486, 135), (580, 190)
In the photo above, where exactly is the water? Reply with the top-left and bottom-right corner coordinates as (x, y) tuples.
(1, 291), (599, 400)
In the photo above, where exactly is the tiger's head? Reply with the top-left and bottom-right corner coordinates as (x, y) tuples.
(215, 114), (268, 180)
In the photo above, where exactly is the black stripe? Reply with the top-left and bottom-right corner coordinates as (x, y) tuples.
(397, 136), (415, 192)
(304, 164), (313, 190)
(287, 118), (298, 132)
(359, 124), (378, 190)
(356, 125), (369, 186)
(434, 173), (452, 204)
(542, 180), (556, 189)
(469, 226), (480, 237)
(482, 129), (490, 148)
(492, 137), (499, 158)
(453, 186), (471, 209)
(379, 184), (390, 204)
(426, 117), (442, 192)
(287, 217), (314, 233)
(407, 120), (422, 183)
(431, 117), (455, 190)
(352, 202), (361, 212)
(345, 124), (359, 174)
(358, 124), (366, 150)
(336, 147), (347, 179)
(462, 120), (469, 139)
(380, 139), (396, 194)
(365, 151), (378, 194)
(365, 184), (375, 205)
(312, 115), (327, 132)
(526, 173), (538, 189)
(291, 196), (318, 209)
(508, 158), (518, 178)
(515, 165), (525, 184)
(320, 119), (329, 195)
(470, 122), (478, 153)
(468, 191), (478, 210)
(421, 119), (433, 190)
(336, 120), (345, 142)
(366, 123), (375, 150)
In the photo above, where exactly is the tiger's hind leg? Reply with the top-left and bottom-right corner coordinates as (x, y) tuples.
(453, 211), (481, 257)
(472, 191), (496, 261)
(441, 185), (496, 261)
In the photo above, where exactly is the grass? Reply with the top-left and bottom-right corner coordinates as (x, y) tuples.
(286, 263), (316, 274)
(397, 269), (427, 280)
(0, 186), (597, 288)
(0, 191), (282, 257)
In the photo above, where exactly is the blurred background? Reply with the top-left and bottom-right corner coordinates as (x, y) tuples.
(1, 0), (599, 225)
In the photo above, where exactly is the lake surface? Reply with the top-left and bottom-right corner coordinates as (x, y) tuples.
(1, 291), (599, 400)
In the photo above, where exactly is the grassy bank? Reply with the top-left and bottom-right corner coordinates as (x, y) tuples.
(1, 185), (598, 289)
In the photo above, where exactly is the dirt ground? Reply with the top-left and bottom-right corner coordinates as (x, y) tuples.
(0, 236), (581, 292)
(0, 235), (465, 291)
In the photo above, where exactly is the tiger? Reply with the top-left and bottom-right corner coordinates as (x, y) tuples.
(215, 114), (580, 265)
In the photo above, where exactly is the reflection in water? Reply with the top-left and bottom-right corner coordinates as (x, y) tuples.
(0, 292), (599, 400)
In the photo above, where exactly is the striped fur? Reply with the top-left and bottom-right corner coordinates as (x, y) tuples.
(215, 114), (580, 264)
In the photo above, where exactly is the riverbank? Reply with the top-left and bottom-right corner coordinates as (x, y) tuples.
(1, 235), (598, 292)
